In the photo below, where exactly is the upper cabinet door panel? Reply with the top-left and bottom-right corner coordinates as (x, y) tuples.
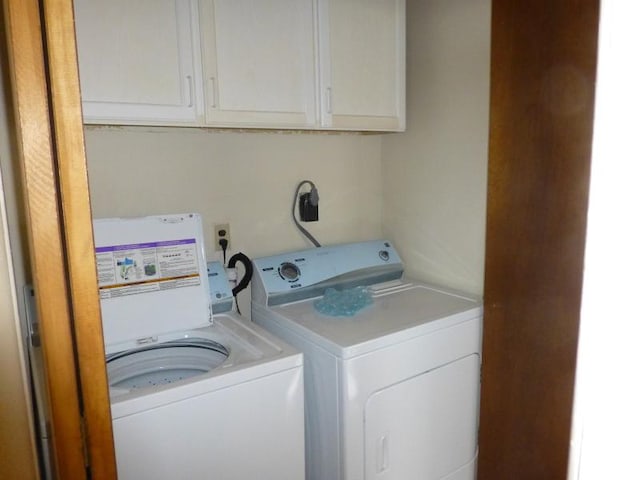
(319, 0), (405, 131)
(74, 0), (404, 131)
(75, 0), (202, 124)
(199, 0), (317, 128)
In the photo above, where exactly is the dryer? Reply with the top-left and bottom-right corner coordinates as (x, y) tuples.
(93, 213), (304, 479)
(251, 240), (483, 480)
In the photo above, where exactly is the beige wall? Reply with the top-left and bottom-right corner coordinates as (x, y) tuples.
(85, 127), (384, 257)
(0, 181), (38, 480)
(0, 23), (39, 477)
(84, 127), (384, 312)
(381, 0), (491, 295)
(0, 152), (39, 480)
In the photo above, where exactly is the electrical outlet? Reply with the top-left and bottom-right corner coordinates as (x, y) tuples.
(214, 223), (230, 251)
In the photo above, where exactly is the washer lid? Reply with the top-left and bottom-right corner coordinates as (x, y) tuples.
(94, 213), (211, 348)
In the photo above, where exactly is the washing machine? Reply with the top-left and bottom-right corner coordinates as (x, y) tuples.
(93, 213), (304, 479)
(251, 240), (483, 480)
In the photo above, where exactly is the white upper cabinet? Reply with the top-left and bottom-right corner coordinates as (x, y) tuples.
(318, 0), (405, 131)
(74, 0), (405, 131)
(199, 0), (316, 128)
(75, 0), (203, 125)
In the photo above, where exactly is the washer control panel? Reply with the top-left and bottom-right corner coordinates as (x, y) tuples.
(253, 240), (402, 295)
(207, 261), (233, 314)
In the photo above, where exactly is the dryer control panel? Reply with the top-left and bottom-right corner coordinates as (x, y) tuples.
(252, 240), (403, 306)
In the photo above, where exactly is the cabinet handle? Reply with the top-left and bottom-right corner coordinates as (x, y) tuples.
(326, 87), (332, 113)
(186, 75), (194, 108)
(376, 434), (389, 473)
(209, 77), (217, 108)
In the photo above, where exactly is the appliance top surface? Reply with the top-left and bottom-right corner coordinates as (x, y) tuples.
(108, 311), (301, 372)
(108, 312), (303, 414)
(265, 279), (482, 357)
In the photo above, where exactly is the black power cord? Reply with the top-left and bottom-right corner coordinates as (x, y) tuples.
(292, 180), (321, 247)
(219, 237), (228, 263)
(228, 253), (253, 315)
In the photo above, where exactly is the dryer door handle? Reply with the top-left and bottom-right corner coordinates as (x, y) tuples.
(377, 433), (390, 474)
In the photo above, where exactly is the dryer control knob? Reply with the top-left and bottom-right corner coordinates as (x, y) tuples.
(279, 262), (300, 282)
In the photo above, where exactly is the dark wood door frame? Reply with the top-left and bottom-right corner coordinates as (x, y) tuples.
(478, 1), (600, 479)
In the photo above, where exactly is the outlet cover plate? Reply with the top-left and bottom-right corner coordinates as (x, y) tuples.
(214, 223), (230, 251)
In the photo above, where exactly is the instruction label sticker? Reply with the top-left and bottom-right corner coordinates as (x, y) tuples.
(96, 238), (200, 299)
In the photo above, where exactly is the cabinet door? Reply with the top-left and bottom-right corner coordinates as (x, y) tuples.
(75, 0), (202, 125)
(199, 0), (316, 128)
(318, 0), (405, 131)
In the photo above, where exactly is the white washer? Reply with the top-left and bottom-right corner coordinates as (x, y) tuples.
(251, 240), (483, 480)
(94, 213), (304, 480)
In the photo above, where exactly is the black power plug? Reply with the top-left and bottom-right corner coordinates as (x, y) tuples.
(299, 192), (319, 222)
(218, 235), (228, 263)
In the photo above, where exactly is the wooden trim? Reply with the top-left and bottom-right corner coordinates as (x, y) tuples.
(2, 0), (86, 478)
(478, 1), (599, 478)
(40, 0), (117, 478)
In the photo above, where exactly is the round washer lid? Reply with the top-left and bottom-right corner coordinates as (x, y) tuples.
(94, 214), (211, 349)
(106, 338), (229, 390)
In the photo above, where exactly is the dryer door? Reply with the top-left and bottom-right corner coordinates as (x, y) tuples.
(364, 354), (480, 480)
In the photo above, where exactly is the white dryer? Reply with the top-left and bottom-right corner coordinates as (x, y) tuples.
(93, 213), (304, 479)
(251, 240), (483, 480)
